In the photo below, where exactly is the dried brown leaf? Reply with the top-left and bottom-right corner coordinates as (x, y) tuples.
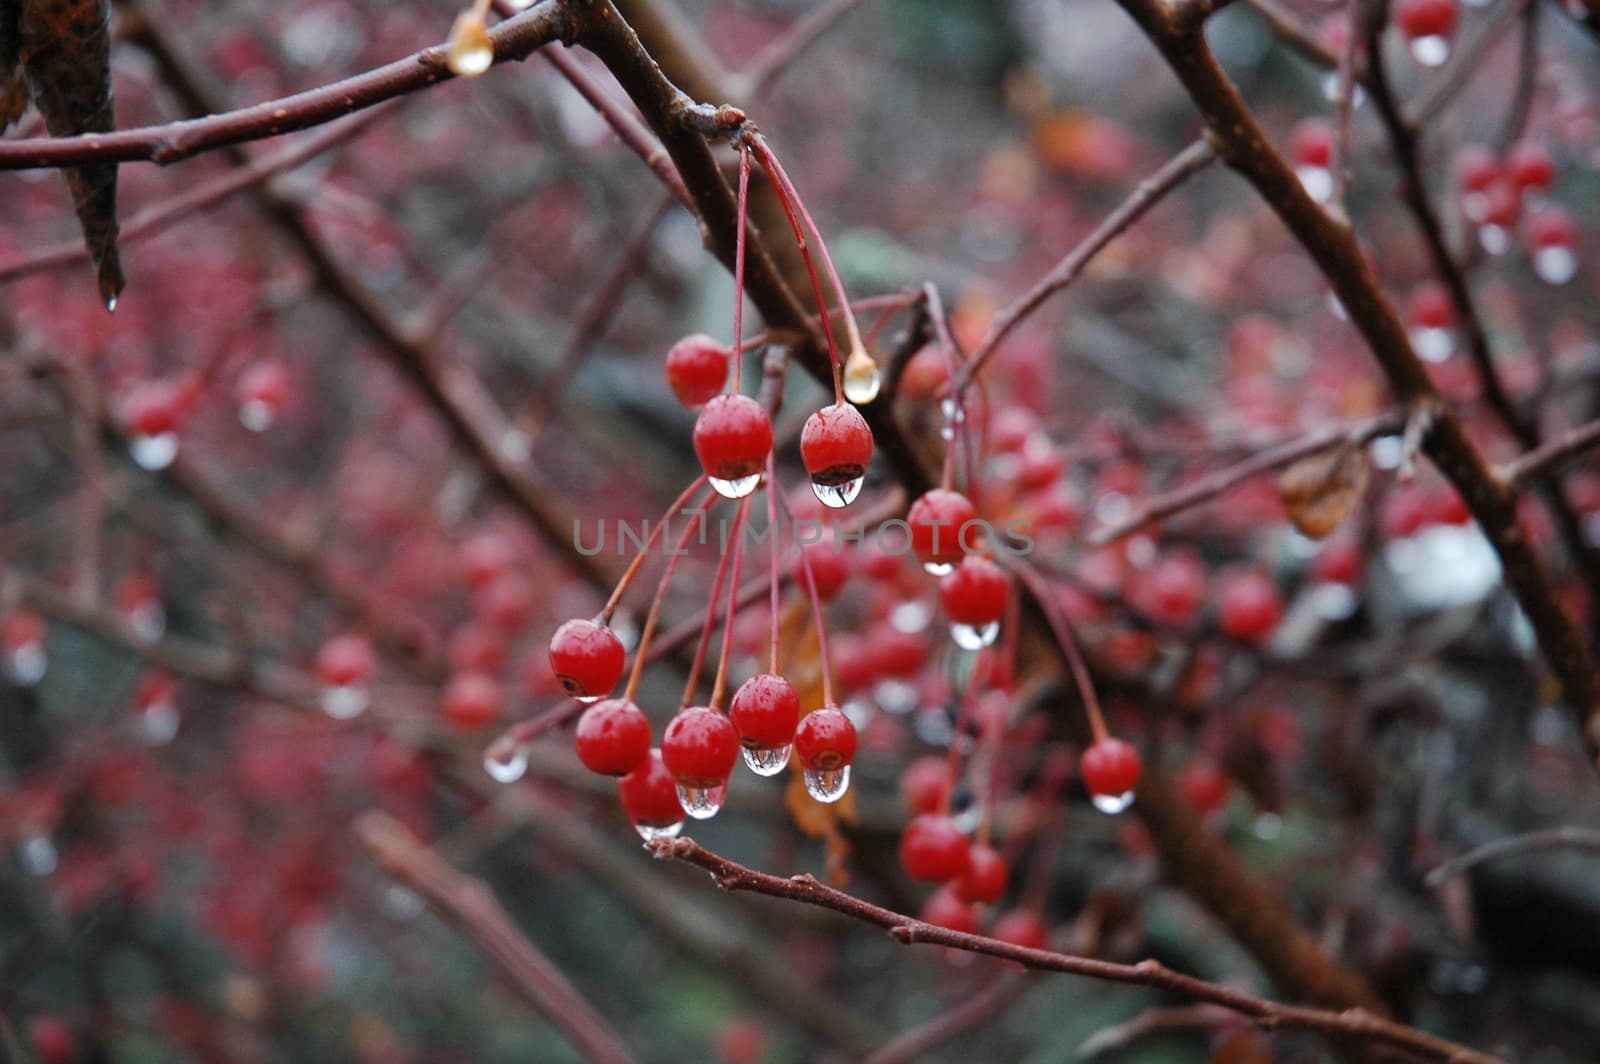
(1278, 443), (1369, 539)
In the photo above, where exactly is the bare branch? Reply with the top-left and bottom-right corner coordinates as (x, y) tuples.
(1425, 827), (1600, 886)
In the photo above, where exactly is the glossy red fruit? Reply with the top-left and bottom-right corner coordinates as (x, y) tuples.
(575, 698), (652, 775)
(800, 402), (873, 491)
(1527, 207), (1576, 249)
(449, 624), (506, 674)
(1482, 181), (1522, 228)
(1407, 281), (1455, 329)
(442, 672), (502, 730)
(1457, 146), (1498, 193)
(618, 749), (686, 830)
(794, 706), (857, 771)
(1180, 760), (1233, 816)
(900, 755), (948, 814)
(872, 627), (930, 678)
(1080, 737), (1142, 800)
(2, 609), (44, 650)
(1395, 0), (1457, 39)
(1216, 566), (1282, 641)
(990, 406), (1040, 453)
(661, 707), (740, 786)
(316, 634), (374, 687)
(938, 555), (1009, 626)
(548, 619), (626, 700)
(664, 334), (728, 407)
(729, 673), (801, 749)
(921, 885), (980, 933)
(1505, 142), (1554, 193)
(955, 843), (1008, 903)
(237, 359), (290, 419)
(1290, 119), (1332, 169)
(122, 380), (185, 437)
(1139, 552), (1207, 626)
(796, 541), (851, 602)
(692, 394), (773, 484)
(461, 530), (518, 589)
(991, 909), (1048, 951)
(908, 489), (977, 569)
(899, 814), (971, 882)
(1312, 536), (1362, 586)
(477, 573), (534, 632)
(28, 1016), (74, 1064)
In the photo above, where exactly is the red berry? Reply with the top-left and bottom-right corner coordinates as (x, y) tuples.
(549, 619), (626, 700)
(715, 1018), (766, 1064)
(1179, 760), (1233, 816)
(28, 1016), (74, 1064)
(661, 707), (740, 786)
(1312, 536), (1362, 586)
(907, 489), (977, 569)
(794, 706), (857, 771)
(477, 573), (534, 632)
(316, 634), (374, 688)
(991, 909), (1048, 951)
(955, 843), (1008, 903)
(1018, 444), (1065, 493)
(1482, 181), (1522, 228)
(618, 749), (686, 831)
(1384, 486), (1431, 539)
(1216, 566), (1282, 641)
(1395, 0), (1456, 39)
(122, 380), (184, 437)
(1407, 281), (1455, 329)
(1457, 146), (1498, 193)
(1290, 119), (1333, 169)
(800, 402), (873, 498)
(938, 555), (1009, 626)
(899, 814), (971, 882)
(664, 334), (729, 407)
(449, 623), (506, 674)
(693, 394), (773, 485)
(990, 406), (1040, 453)
(1137, 552), (1207, 627)
(237, 359), (290, 416)
(2, 609), (44, 651)
(899, 756), (948, 814)
(920, 885), (979, 933)
(1426, 484), (1472, 526)
(1080, 737), (1142, 800)
(575, 697), (652, 775)
(1505, 142), (1554, 193)
(135, 669), (176, 711)
(729, 673), (801, 749)
(832, 640), (878, 693)
(872, 627), (929, 679)
(1526, 207), (1575, 249)
(796, 541), (851, 602)
(461, 530), (517, 589)
(442, 671), (502, 730)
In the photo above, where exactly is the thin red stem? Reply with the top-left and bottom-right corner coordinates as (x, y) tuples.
(731, 145), (751, 393)
(681, 501), (742, 708)
(602, 475), (710, 623)
(1010, 560), (1108, 743)
(710, 498), (753, 709)
(766, 456), (781, 675)
(625, 496), (712, 703)
(775, 488), (835, 708)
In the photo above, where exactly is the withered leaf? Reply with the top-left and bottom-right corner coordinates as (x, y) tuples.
(1278, 443), (1369, 539)
(18, 0), (122, 307)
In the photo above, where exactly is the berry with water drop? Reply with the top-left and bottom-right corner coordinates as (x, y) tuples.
(794, 706), (857, 772)
(908, 489), (977, 570)
(575, 698), (653, 776)
(661, 707), (740, 786)
(1081, 737), (1142, 803)
(442, 671), (502, 731)
(729, 673), (801, 750)
(693, 394), (773, 485)
(549, 619), (626, 700)
(938, 555), (1008, 626)
(801, 401), (873, 506)
(618, 749), (686, 834)
(316, 634), (374, 688)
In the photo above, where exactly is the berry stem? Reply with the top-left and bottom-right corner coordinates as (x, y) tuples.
(624, 497), (712, 703)
(939, 651), (991, 817)
(681, 497), (745, 708)
(745, 135), (845, 405)
(730, 144), (751, 394)
(766, 456), (781, 676)
(602, 475), (710, 624)
(709, 496), (753, 710)
(774, 488), (835, 709)
(1009, 559), (1109, 743)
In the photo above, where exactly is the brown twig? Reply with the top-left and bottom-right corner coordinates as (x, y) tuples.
(1410, 0), (1531, 127)
(357, 811), (637, 1064)
(861, 967), (1030, 1064)
(1499, 418), (1600, 488)
(953, 138), (1216, 397)
(1495, 0), (1540, 153)
(2, 3), (576, 170)
(1327, 0), (1363, 217)
(1425, 826), (1600, 886)
(741, 0), (871, 98)
(650, 836), (1501, 1064)
(1089, 413), (1402, 546)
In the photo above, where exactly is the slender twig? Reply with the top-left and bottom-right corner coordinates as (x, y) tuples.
(1409, 0), (1531, 127)
(1089, 413), (1401, 546)
(861, 967), (1030, 1064)
(650, 836), (1500, 1064)
(953, 139), (1216, 396)
(1327, 0), (1363, 217)
(741, 0), (871, 98)
(1500, 418), (1600, 488)
(357, 812), (637, 1064)
(1495, 1), (1540, 153)
(1425, 827), (1600, 886)
(1, 3), (576, 170)
(1076, 1004), (1237, 1060)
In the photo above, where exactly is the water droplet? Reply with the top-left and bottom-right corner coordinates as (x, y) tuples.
(504, 0), (538, 8)
(1296, 165), (1333, 204)
(128, 602), (165, 643)
(949, 621), (1000, 651)
(803, 764), (851, 803)
(675, 782), (726, 819)
(383, 884), (426, 920)
(1461, 191), (1490, 223)
(843, 363), (881, 404)
(574, 693), (603, 705)
(499, 429), (532, 462)
(130, 431), (179, 471)
(938, 398), (967, 441)
(741, 743), (791, 776)
(19, 833), (57, 876)
(447, 15), (494, 77)
(709, 473), (762, 499)
(812, 475), (863, 509)
(889, 600), (930, 634)
(320, 683), (369, 720)
(6, 643), (46, 686)
(1327, 291), (1347, 320)
(1534, 246), (1578, 285)
(1369, 434), (1404, 470)
(922, 560), (954, 576)
(1409, 34), (1450, 67)
(1479, 224), (1510, 256)
(138, 701), (180, 746)
(842, 698), (876, 728)
(1093, 492), (1132, 526)
(1411, 326), (1454, 363)
(484, 747), (528, 783)
(239, 399), (276, 432)
(1091, 790), (1135, 815)
(634, 820), (684, 843)
(874, 678), (918, 715)
(105, 296), (118, 313)
(1313, 582), (1359, 621)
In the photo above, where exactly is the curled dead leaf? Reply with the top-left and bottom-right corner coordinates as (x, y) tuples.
(1279, 443), (1369, 539)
